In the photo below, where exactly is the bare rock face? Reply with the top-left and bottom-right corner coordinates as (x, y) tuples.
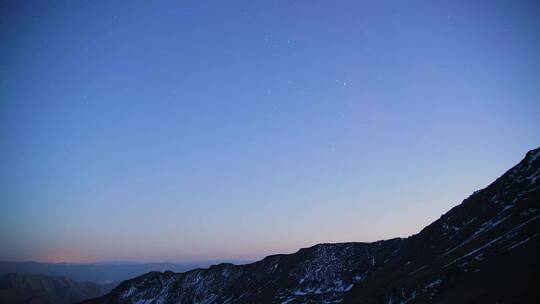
(83, 147), (540, 304)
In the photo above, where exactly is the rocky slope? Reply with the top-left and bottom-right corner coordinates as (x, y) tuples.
(83, 147), (540, 304)
(344, 147), (540, 303)
(0, 273), (112, 304)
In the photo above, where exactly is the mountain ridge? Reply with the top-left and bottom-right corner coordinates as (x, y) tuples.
(82, 147), (540, 304)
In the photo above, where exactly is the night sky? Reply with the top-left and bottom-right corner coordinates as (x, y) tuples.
(1, 0), (539, 262)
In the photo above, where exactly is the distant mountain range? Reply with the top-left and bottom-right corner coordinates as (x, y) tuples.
(0, 273), (112, 304)
(0, 261), (249, 285)
(82, 147), (540, 303)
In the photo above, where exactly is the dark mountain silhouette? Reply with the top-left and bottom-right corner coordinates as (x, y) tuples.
(82, 147), (540, 303)
(0, 273), (113, 304)
(0, 261), (248, 285)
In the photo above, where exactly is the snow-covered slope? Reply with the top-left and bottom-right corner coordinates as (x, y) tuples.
(83, 147), (540, 304)
(83, 240), (403, 304)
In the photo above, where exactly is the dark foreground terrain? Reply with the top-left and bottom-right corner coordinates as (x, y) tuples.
(83, 148), (540, 304)
(0, 273), (112, 304)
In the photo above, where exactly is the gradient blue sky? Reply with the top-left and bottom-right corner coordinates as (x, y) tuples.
(1, 0), (539, 263)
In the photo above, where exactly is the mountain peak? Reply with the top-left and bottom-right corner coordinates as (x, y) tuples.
(525, 146), (540, 160)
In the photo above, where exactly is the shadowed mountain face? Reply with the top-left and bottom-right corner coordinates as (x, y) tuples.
(83, 148), (540, 304)
(0, 273), (113, 304)
(343, 147), (540, 304)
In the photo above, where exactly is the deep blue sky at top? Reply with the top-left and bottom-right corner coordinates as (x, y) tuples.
(1, 0), (539, 262)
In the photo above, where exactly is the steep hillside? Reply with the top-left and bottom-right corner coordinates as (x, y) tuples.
(344, 147), (540, 303)
(83, 147), (540, 304)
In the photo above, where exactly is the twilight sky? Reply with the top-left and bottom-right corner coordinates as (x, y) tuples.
(1, 0), (539, 263)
